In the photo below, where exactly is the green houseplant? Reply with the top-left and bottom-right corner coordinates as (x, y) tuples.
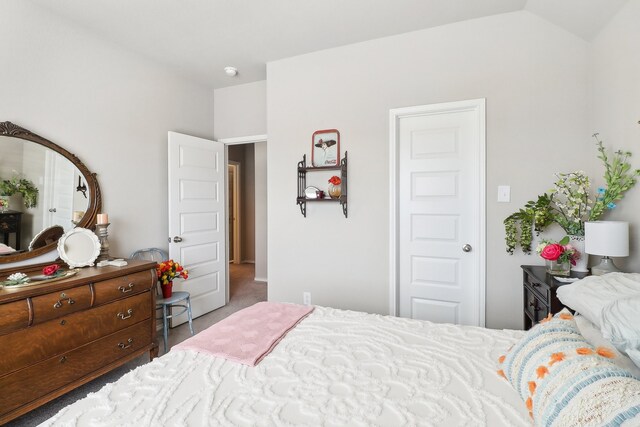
(0, 175), (39, 209)
(505, 135), (640, 254)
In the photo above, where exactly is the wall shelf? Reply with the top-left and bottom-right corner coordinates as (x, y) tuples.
(297, 151), (347, 218)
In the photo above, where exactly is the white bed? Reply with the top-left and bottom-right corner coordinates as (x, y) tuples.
(41, 307), (530, 426)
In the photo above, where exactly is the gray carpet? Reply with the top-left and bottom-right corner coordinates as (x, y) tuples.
(6, 264), (266, 426)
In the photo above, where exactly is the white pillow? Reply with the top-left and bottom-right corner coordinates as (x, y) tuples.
(575, 314), (640, 376)
(629, 349), (640, 371)
(0, 243), (16, 254)
(601, 295), (640, 370)
(556, 272), (640, 327)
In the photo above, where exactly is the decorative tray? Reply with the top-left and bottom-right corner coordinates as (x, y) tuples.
(1, 270), (78, 289)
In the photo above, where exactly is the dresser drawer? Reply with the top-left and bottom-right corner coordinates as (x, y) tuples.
(0, 291), (152, 375)
(0, 319), (152, 416)
(93, 270), (154, 305)
(0, 216), (19, 231)
(524, 285), (548, 322)
(0, 299), (30, 336)
(31, 285), (93, 324)
(524, 272), (549, 304)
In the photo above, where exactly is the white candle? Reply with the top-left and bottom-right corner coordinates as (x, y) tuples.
(97, 213), (109, 224)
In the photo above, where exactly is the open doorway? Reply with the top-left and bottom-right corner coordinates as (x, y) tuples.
(225, 138), (267, 305)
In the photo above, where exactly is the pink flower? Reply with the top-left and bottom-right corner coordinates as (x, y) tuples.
(540, 244), (564, 261)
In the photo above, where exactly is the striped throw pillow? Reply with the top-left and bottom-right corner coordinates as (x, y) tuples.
(498, 311), (640, 426)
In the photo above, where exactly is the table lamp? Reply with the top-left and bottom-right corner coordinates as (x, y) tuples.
(585, 221), (629, 276)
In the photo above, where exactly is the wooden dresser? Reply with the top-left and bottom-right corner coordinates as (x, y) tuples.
(0, 260), (157, 424)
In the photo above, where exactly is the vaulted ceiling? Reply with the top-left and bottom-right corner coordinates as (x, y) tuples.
(30, 0), (628, 89)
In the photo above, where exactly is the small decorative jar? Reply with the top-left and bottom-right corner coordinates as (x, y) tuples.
(327, 175), (342, 199)
(546, 259), (570, 277)
(328, 183), (341, 199)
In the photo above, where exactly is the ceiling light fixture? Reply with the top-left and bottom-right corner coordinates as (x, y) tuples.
(224, 66), (238, 77)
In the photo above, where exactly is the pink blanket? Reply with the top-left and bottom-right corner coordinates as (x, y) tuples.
(173, 302), (314, 366)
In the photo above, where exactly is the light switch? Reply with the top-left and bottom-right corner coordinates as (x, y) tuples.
(497, 185), (510, 202)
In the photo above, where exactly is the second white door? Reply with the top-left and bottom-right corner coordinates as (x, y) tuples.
(168, 131), (227, 325)
(395, 99), (485, 326)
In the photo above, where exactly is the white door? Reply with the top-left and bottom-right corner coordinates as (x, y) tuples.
(393, 99), (485, 326)
(168, 131), (227, 325)
(43, 151), (75, 230)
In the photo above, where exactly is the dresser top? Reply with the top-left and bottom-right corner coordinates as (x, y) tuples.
(0, 259), (156, 303)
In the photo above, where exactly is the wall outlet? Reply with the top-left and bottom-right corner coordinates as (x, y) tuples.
(303, 292), (311, 306)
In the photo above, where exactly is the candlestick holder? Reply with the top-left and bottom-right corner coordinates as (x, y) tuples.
(95, 223), (111, 261)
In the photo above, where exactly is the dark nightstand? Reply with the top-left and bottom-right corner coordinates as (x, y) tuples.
(521, 265), (589, 330)
(0, 210), (22, 250)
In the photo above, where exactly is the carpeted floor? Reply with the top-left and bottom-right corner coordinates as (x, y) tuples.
(6, 263), (266, 426)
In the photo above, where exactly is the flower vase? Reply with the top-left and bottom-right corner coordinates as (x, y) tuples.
(569, 235), (588, 272)
(328, 183), (341, 199)
(546, 260), (570, 277)
(161, 282), (173, 299)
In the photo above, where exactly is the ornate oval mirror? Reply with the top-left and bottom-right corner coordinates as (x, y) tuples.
(0, 121), (101, 264)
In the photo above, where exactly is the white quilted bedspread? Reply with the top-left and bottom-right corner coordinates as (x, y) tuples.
(42, 307), (531, 426)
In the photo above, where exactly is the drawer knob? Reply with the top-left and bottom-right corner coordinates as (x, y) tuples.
(529, 301), (540, 311)
(53, 296), (76, 308)
(117, 309), (133, 320)
(118, 338), (134, 350)
(118, 283), (135, 293)
(60, 319), (67, 326)
(60, 356), (67, 363)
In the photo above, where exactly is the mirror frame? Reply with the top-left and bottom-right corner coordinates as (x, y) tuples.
(0, 121), (102, 264)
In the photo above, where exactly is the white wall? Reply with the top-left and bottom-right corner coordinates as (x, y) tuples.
(228, 144), (256, 262)
(214, 81), (267, 140)
(590, 0), (640, 273)
(254, 142), (268, 282)
(214, 81), (268, 282)
(0, 1), (214, 266)
(267, 11), (591, 327)
(242, 145), (256, 262)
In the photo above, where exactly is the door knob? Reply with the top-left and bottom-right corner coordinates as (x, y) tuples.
(173, 236), (183, 243)
(462, 244), (472, 252)
(49, 208), (57, 213)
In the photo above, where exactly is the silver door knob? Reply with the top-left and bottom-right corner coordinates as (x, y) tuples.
(49, 208), (57, 213)
(462, 244), (472, 252)
(173, 236), (183, 243)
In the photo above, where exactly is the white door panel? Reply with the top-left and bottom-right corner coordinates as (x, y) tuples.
(43, 151), (75, 231)
(168, 131), (226, 325)
(396, 100), (485, 326)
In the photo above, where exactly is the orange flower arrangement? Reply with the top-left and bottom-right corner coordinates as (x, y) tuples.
(328, 176), (341, 186)
(156, 259), (188, 285)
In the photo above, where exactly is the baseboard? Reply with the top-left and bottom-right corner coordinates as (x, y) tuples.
(254, 277), (267, 283)
(242, 260), (255, 264)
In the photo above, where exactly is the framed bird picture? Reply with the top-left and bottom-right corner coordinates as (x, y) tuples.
(311, 129), (340, 167)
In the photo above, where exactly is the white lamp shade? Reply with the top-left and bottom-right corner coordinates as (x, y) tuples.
(585, 221), (629, 257)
